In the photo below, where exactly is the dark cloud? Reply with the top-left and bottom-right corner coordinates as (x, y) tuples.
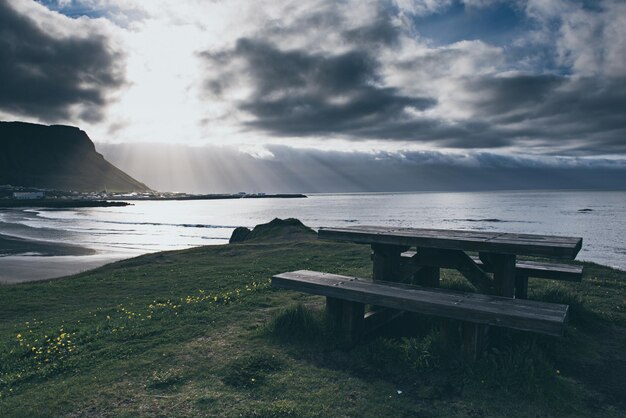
(468, 75), (565, 117)
(0, 2), (125, 122)
(464, 75), (626, 153)
(255, 5), (399, 49)
(342, 13), (400, 46)
(202, 38), (436, 138)
(196, 1), (626, 155)
(201, 31), (626, 153)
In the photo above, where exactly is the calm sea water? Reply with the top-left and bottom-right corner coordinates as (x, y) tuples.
(1, 190), (625, 282)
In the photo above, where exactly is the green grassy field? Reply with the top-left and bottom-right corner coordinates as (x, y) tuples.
(1, 220), (625, 417)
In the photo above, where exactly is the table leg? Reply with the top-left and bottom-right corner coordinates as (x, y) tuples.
(368, 244), (410, 335)
(515, 274), (529, 299)
(326, 296), (343, 320)
(325, 297), (364, 345)
(490, 253), (516, 297)
(371, 243), (409, 282)
(461, 322), (489, 360)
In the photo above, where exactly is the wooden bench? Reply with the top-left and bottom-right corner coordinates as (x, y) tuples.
(399, 251), (583, 298)
(272, 270), (570, 353)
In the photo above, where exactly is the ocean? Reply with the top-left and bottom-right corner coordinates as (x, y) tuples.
(1, 190), (625, 282)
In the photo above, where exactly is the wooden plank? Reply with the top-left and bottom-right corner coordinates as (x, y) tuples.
(401, 252), (583, 282)
(326, 296), (343, 320)
(273, 270), (569, 336)
(318, 226), (582, 259)
(461, 322), (490, 360)
(490, 253), (516, 298)
(325, 297), (364, 344)
(516, 274), (529, 299)
(371, 244), (409, 282)
(342, 300), (365, 344)
(513, 261), (582, 281)
(474, 255), (582, 281)
(276, 270), (568, 317)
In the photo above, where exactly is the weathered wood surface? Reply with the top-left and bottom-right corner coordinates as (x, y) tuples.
(404, 248), (492, 292)
(272, 270), (569, 336)
(490, 253), (516, 298)
(326, 297), (364, 344)
(400, 251), (583, 281)
(318, 226), (583, 259)
(371, 244), (408, 282)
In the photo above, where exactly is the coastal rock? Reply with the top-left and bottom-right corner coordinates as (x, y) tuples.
(229, 227), (251, 243)
(229, 218), (315, 243)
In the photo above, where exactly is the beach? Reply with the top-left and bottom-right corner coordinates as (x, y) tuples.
(0, 233), (125, 284)
(0, 233), (94, 257)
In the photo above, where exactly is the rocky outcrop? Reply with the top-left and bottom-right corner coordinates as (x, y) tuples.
(229, 218), (316, 243)
(0, 121), (150, 192)
(229, 227), (251, 243)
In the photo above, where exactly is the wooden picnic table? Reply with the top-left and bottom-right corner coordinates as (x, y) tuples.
(274, 225), (583, 353)
(318, 226), (583, 298)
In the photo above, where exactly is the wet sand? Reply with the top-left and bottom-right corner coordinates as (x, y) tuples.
(0, 234), (125, 284)
(0, 254), (126, 284)
(0, 233), (95, 257)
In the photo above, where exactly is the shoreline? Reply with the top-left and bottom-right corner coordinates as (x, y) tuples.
(0, 253), (128, 284)
(0, 194), (307, 208)
(0, 233), (95, 257)
(119, 193), (308, 201)
(0, 233), (109, 284)
(0, 200), (130, 209)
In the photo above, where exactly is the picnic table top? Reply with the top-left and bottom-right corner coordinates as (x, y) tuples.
(318, 225), (583, 259)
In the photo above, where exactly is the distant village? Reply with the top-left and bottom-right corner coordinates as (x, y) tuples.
(1, 184), (158, 201)
(0, 185), (303, 202)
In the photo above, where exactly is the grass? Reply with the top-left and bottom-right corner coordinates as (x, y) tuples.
(0, 221), (625, 417)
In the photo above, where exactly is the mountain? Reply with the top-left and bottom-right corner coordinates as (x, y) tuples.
(0, 121), (150, 192)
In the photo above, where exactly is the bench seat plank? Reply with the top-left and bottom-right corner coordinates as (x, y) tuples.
(400, 251), (582, 281)
(272, 270), (569, 337)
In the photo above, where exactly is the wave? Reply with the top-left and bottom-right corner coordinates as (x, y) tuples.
(64, 219), (239, 229)
(461, 218), (506, 223)
(446, 218), (534, 223)
(19, 210), (240, 230)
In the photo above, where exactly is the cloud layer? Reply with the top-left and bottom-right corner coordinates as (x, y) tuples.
(203, 38), (436, 138)
(198, 0), (626, 154)
(0, 1), (125, 123)
(1, 0), (625, 180)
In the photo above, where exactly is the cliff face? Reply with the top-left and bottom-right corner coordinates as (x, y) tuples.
(0, 122), (150, 192)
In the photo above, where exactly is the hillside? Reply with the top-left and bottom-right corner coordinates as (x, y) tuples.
(0, 122), (150, 192)
(0, 219), (625, 416)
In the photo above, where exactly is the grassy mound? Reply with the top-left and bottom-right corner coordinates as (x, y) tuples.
(0, 221), (625, 416)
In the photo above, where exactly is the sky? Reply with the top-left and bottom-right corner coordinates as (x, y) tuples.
(1, 0), (625, 192)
